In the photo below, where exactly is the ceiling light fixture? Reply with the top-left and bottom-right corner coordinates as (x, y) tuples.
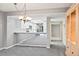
(14, 3), (32, 23)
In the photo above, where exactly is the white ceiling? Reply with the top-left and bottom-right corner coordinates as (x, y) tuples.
(0, 3), (73, 12)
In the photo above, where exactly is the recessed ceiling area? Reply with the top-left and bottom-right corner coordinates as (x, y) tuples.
(0, 3), (73, 12)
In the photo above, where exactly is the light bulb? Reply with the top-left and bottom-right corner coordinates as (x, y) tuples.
(26, 17), (32, 20)
(19, 16), (23, 20)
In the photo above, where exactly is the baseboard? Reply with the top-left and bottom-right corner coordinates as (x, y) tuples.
(5, 44), (17, 49)
(16, 44), (47, 48)
(0, 44), (50, 51)
(0, 47), (7, 50)
(0, 43), (20, 50)
(46, 46), (50, 48)
(0, 48), (4, 50)
(0, 43), (19, 50)
(0, 41), (49, 50)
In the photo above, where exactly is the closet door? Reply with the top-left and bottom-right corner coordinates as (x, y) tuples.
(65, 4), (79, 56)
(71, 11), (76, 45)
(70, 10), (78, 56)
(66, 15), (71, 55)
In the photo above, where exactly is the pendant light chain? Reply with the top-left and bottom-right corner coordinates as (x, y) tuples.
(23, 3), (27, 23)
(13, 0), (32, 23)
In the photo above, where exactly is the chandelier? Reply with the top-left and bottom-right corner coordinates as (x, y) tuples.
(14, 3), (32, 23)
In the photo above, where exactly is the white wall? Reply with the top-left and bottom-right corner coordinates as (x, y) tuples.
(0, 13), (3, 48)
(7, 16), (16, 47)
(0, 12), (7, 49)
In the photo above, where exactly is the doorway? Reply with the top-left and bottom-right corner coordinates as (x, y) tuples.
(50, 21), (63, 45)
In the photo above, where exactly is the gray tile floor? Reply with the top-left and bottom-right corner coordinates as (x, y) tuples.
(0, 45), (65, 56)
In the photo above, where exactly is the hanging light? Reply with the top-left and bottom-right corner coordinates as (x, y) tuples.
(14, 3), (32, 23)
(19, 16), (24, 20)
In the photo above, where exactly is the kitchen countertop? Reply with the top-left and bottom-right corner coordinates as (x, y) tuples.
(14, 31), (47, 34)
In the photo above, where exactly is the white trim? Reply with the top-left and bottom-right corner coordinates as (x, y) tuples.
(4, 44), (17, 49)
(4, 43), (48, 50)
(46, 46), (50, 48)
(16, 44), (47, 48)
(0, 44), (18, 50)
(0, 47), (5, 50)
(47, 18), (51, 48)
(0, 47), (9, 50)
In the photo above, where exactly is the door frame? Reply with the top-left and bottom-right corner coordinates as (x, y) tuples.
(50, 21), (63, 43)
